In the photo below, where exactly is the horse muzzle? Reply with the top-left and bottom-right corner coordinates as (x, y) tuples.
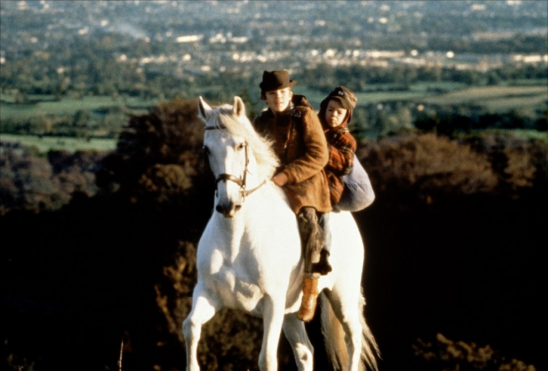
(214, 173), (245, 218)
(215, 201), (242, 218)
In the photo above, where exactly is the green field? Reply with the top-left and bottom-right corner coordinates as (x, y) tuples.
(1, 134), (117, 153)
(297, 87), (432, 107)
(1, 82), (546, 153)
(299, 82), (547, 109)
(0, 95), (157, 121)
(2, 83), (546, 121)
(419, 85), (548, 109)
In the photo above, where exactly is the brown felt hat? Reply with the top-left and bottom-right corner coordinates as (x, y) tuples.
(259, 70), (297, 91)
(325, 86), (357, 110)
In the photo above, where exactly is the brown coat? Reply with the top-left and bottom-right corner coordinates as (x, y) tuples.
(253, 104), (331, 214)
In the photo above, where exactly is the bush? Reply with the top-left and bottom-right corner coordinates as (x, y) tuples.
(0, 142), (106, 214)
(463, 131), (548, 197)
(359, 133), (499, 208)
(97, 97), (208, 207)
(412, 333), (536, 371)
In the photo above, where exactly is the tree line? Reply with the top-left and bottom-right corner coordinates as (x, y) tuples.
(2, 97), (546, 215)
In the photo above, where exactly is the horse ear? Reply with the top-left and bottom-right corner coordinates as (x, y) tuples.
(197, 96), (212, 123)
(233, 96), (246, 118)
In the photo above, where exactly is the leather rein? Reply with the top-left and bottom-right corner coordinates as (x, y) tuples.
(205, 124), (267, 200)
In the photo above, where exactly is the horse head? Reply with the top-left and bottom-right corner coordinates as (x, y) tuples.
(198, 96), (256, 218)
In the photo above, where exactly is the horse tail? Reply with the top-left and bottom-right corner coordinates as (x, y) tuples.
(320, 292), (348, 370)
(320, 289), (380, 371)
(357, 288), (381, 371)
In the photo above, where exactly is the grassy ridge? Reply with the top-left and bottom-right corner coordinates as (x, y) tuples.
(1, 82), (546, 152)
(1, 134), (117, 153)
(421, 85), (548, 108)
(0, 95), (157, 121)
(2, 83), (545, 119)
(300, 82), (548, 107)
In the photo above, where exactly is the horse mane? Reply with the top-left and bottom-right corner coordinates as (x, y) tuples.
(210, 104), (280, 180)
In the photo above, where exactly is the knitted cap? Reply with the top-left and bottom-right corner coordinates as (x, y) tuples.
(325, 86), (357, 110)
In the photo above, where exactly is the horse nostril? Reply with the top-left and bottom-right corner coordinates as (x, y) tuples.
(215, 203), (241, 217)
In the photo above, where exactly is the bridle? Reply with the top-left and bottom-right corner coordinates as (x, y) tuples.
(205, 124), (267, 200)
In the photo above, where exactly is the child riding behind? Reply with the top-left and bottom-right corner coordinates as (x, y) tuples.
(319, 86), (359, 209)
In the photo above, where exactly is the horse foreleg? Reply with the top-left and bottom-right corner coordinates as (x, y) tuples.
(182, 286), (219, 371)
(258, 295), (285, 371)
(282, 313), (314, 371)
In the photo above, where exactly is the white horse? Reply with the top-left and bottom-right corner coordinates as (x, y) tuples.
(183, 96), (380, 371)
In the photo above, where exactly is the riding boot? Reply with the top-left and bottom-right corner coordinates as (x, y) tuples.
(296, 208), (323, 322)
(297, 274), (319, 322)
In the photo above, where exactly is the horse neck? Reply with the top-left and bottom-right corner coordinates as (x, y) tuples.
(211, 205), (250, 261)
(240, 155), (274, 199)
(211, 183), (275, 260)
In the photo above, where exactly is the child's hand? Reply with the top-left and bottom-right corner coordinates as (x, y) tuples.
(272, 172), (288, 186)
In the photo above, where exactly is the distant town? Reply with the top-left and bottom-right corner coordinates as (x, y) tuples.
(1, 0), (546, 80)
(1, 1), (546, 140)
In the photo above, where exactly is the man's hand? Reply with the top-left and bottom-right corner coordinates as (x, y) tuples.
(272, 172), (288, 187)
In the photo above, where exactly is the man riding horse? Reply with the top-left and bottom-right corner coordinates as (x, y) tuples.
(253, 70), (332, 322)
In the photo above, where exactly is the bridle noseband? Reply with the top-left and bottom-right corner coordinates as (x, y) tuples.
(205, 124), (266, 200)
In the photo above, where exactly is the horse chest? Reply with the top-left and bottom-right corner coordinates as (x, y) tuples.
(201, 249), (266, 314)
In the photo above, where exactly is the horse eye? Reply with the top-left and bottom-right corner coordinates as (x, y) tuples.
(203, 146), (210, 155)
(237, 143), (245, 151)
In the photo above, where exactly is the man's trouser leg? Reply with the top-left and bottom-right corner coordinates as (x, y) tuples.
(314, 213), (333, 275)
(296, 207), (324, 322)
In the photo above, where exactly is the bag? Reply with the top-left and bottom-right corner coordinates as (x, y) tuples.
(336, 154), (375, 212)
